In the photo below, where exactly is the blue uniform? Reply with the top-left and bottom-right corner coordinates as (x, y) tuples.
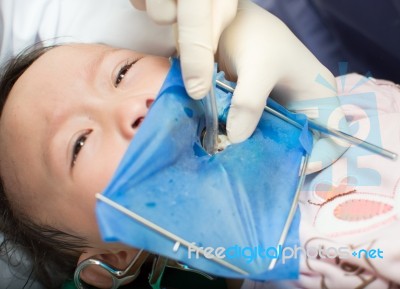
(254, 0), (400, 83)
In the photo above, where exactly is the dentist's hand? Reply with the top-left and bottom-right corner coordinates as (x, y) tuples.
(130, 0), (238, 99)
(217, 0), (349, 173)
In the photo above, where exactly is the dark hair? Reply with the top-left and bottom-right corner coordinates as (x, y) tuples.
(0, 45), (88, 288)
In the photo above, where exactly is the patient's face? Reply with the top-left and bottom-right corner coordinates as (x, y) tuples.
(0, 44), (170, 250)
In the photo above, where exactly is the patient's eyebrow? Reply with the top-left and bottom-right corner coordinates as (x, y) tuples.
(83, 48), (118, 84)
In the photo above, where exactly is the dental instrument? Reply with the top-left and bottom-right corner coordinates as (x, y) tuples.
(215, 80), (398, 160)
(96, 193), (250, 276)
(74, 249), (149, 289)
(74, 249), (214, 289)
(202, 85), (219, 155)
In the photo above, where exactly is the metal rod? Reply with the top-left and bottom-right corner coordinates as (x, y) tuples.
(203, 85), (219, 154)
(268, 154), (309, 270)
(96, 193), (249, 276)
(308, 120), (397, 160)
(216, 80), (397, 160)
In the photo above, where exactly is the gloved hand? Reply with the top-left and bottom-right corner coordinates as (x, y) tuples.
(216, 0), (349, 174)
(129, 0), (238, 99)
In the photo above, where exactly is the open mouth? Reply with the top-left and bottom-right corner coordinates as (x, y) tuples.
(201, 123), (231, 152)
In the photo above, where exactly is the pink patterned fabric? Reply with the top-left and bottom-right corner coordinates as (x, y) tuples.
(242, 74), (400, 289)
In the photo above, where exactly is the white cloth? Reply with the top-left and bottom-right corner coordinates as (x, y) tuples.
(0, 0), (175, 65)
(242, 75), (400, 289)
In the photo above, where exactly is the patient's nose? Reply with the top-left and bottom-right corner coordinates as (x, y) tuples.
(112, 97), (153, 140)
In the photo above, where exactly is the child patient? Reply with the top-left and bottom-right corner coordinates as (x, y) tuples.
(0, 44), (169, 288)
(1, 43), (400, 289)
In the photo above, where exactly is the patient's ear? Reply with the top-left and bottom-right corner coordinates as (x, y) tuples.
(77, 248), (138, 288)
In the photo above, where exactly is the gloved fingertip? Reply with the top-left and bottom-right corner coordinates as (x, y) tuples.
(185, 79), (211, 100)
(226, 110), (258, 144)
(305, 137), (349, 175)
(227, 130), (252, 144)
(129, 0), (146, 10)
(305, 161), (323, 175)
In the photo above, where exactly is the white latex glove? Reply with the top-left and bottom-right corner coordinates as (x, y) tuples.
(130, 0), (238, 99)
(217, 0), (350, 174)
